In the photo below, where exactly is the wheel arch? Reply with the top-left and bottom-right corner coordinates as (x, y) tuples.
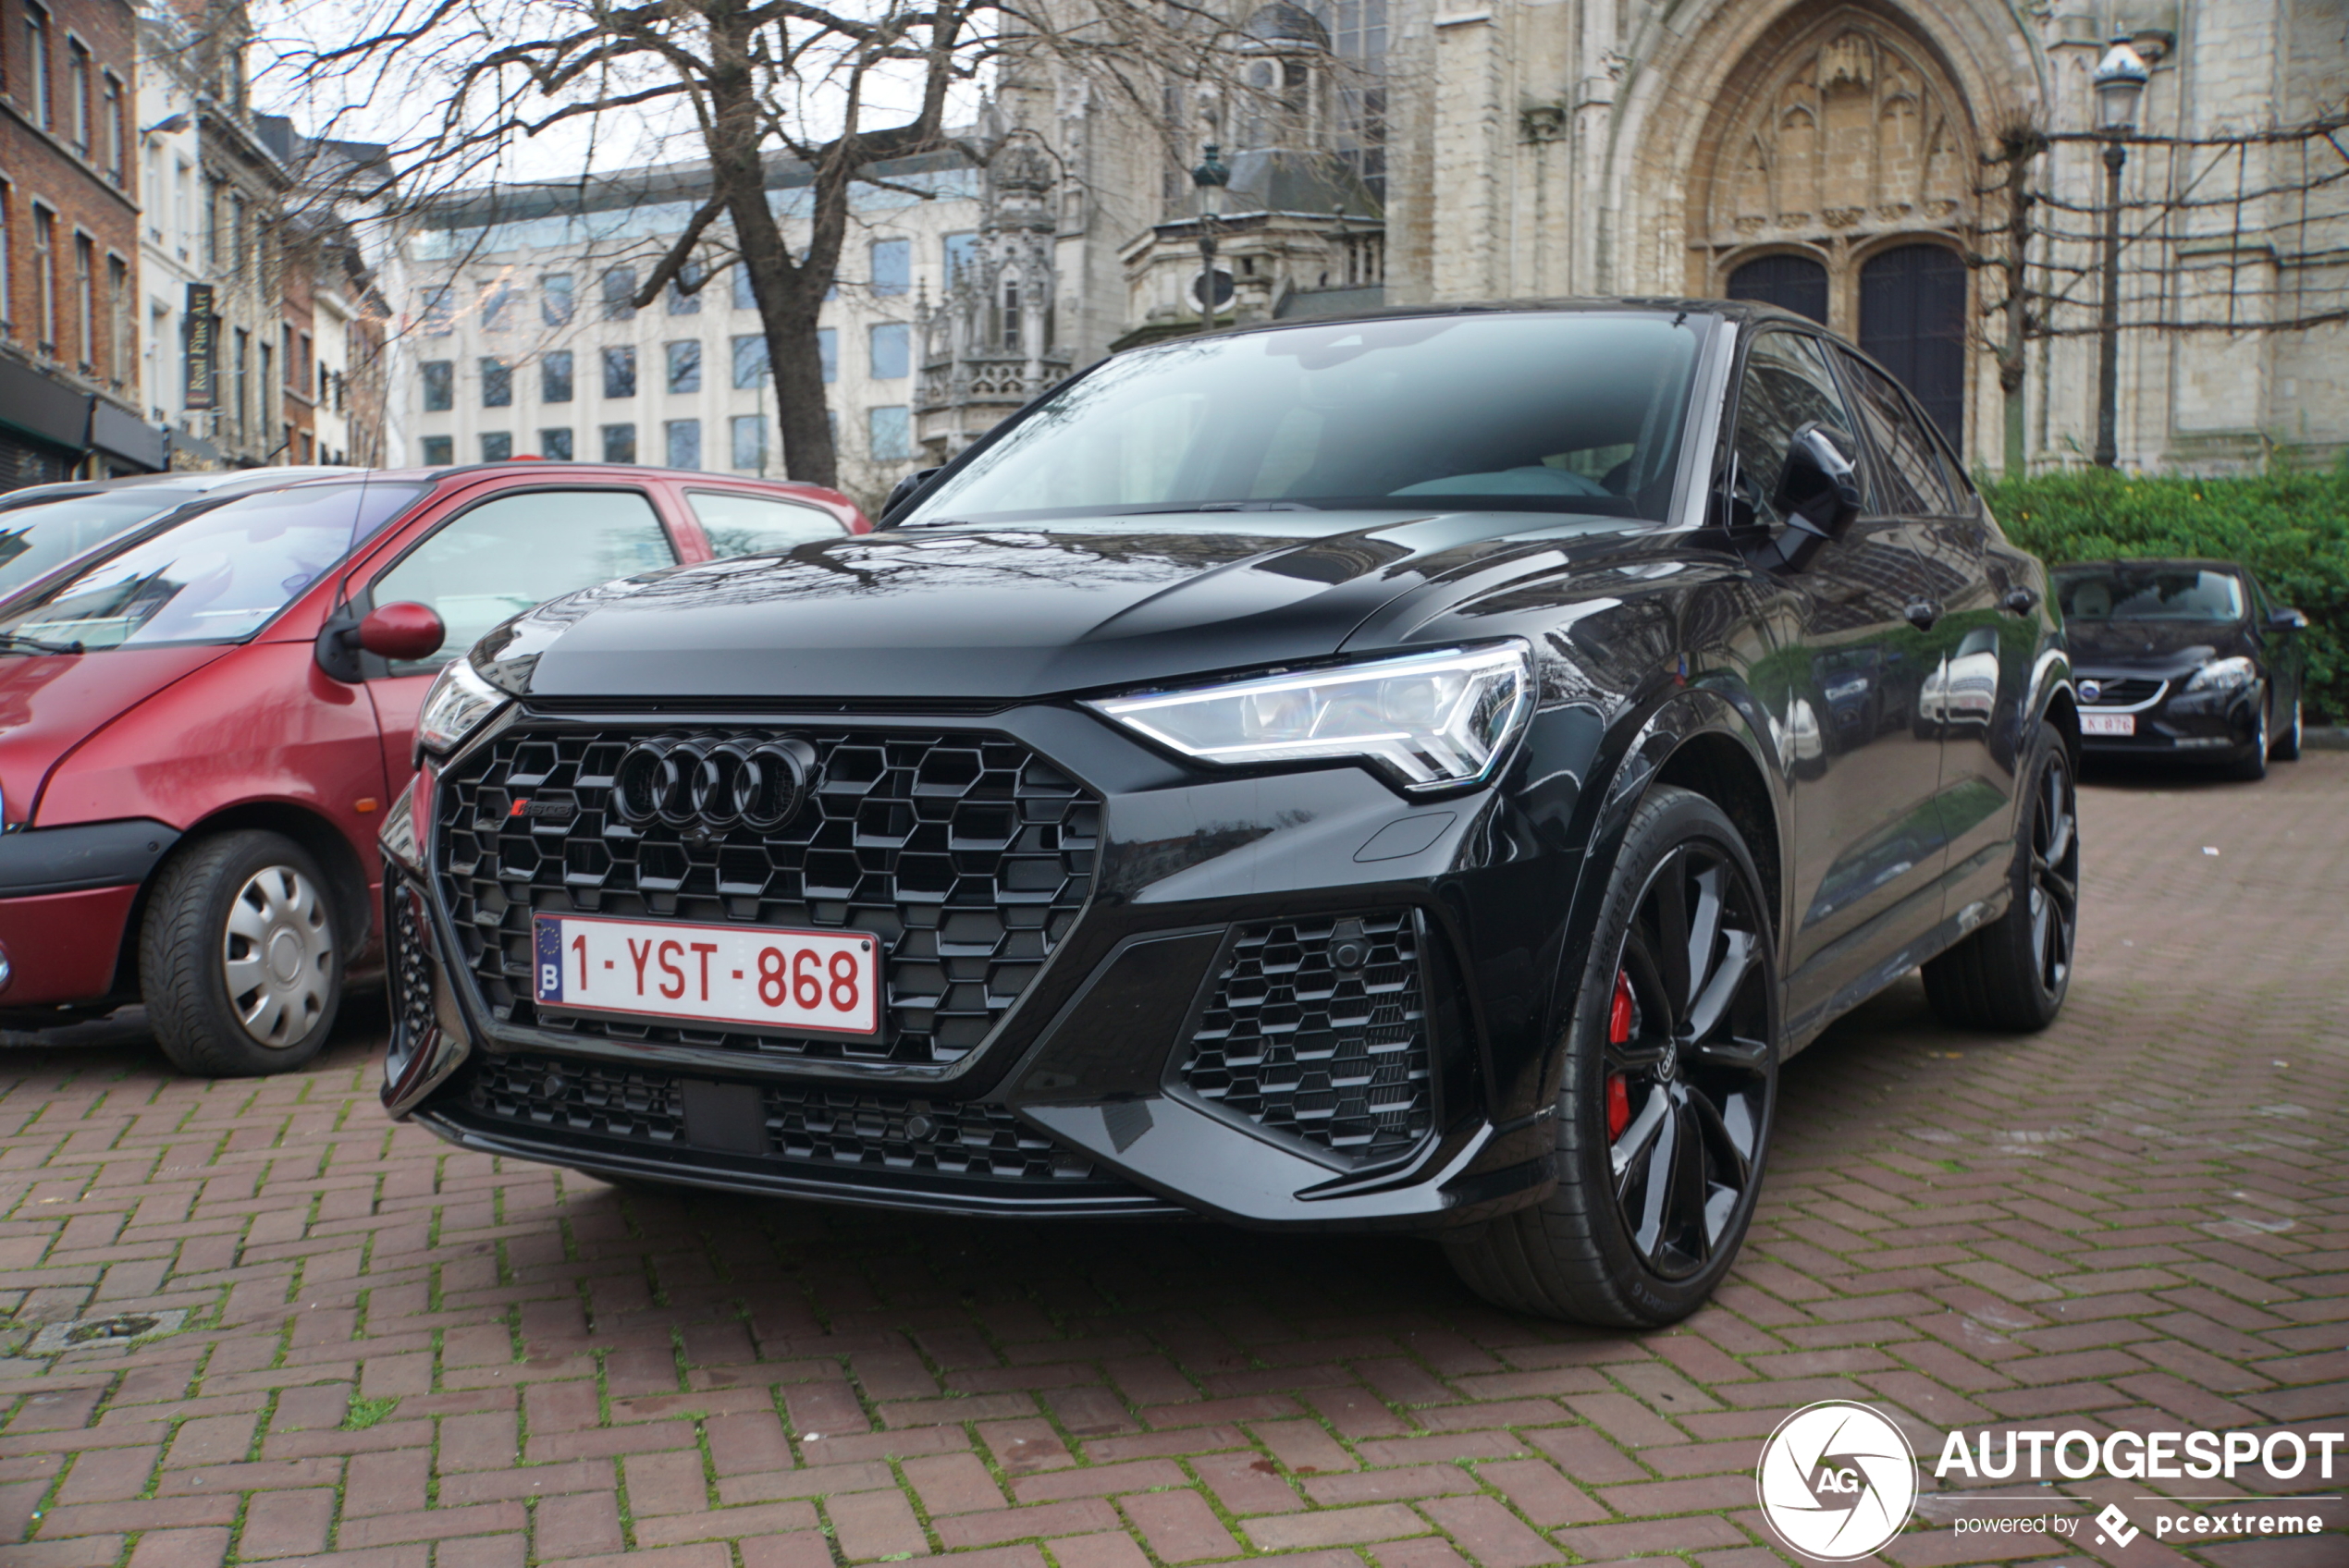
(114, 801), (376, 996)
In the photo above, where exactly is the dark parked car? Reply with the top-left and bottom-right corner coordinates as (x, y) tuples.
(0, 463), (867, 1073)
(2053, 558), (2306, 778)
(379, 303), (2078, 1327)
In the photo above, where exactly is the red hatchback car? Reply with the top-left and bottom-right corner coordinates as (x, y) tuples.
(0, 462), (867, 1073)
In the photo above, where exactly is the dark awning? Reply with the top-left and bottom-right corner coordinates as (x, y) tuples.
(0, 359), (91, 448)
(89, 400), (167, 471)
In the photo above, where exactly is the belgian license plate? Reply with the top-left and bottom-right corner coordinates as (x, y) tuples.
(533, 913), (880, 1036)
(2081, 713), (2135, 737)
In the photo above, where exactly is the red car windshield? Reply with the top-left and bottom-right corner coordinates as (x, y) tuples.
(0, 482), (425, 652)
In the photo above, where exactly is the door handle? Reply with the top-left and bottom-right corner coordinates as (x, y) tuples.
(1904, 600), (1942, 631)
(2002, 586), (2038, 615)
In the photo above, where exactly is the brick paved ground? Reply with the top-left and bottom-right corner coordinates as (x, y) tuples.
(2, 756), (2344, 1568)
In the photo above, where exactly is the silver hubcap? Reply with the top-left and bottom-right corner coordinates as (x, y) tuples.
(223, 864), (335, 1047)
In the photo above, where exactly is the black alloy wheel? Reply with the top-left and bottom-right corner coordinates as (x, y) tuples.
(1602, 842), (1774, 1280)
(1445, 786), (1778, 1327)
(2233, 698), (2270, 780)
(1923, 720), (2077, 1032)
(2271, 695), (2302, 762)
(2020, 751), (2079, 999)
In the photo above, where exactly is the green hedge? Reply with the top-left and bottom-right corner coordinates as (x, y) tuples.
(1982, 464), (2349, 724)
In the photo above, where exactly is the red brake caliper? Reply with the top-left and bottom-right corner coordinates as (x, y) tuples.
(1605, 969), (1634, 1141)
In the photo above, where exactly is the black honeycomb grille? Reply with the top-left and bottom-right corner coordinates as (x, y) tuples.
(459, 1052), (1101, 1182)
(434, 726), (1099, 1065)
(467, 1053), (685, 1142)
(390, 884), (437, 1050)
(1178, 912), (1433, 1162)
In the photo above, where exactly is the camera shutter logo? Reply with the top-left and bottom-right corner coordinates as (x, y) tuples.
(1755, 1401), (1918, 1561)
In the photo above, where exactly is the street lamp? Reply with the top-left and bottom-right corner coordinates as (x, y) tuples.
(2091, 33), (2149, 469)
(1192, 143), (1230, 334)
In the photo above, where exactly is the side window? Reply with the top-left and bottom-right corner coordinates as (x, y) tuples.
(371, 489), (679, 671)
(1837, 350), (1957, 515)
(687, 491), (848, 559)
(1728, 331), (1858, 531)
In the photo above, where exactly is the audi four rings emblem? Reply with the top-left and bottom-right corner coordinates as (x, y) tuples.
(610, 736), (820, 830)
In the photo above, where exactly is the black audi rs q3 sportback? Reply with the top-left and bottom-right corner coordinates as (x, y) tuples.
(381, 302), (2078, 1326)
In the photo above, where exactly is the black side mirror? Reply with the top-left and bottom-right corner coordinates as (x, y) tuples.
(1774, 423), (1863, 543)
(2270, 606), (2308, 631)
(879, 466), (943, 528)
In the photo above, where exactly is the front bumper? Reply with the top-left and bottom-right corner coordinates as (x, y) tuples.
(383, 704), (1580, 1231)
(2076, 672), (2262, 757)
(0, 820), (178, 1009)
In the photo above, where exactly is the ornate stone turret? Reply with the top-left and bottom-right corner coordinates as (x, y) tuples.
(915, 129), (1076, 459)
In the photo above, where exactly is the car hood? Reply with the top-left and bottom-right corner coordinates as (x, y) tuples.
(503, 511), (1654, 701)
(0, 646), (232, 825)
(2066, 618), (2247, 671)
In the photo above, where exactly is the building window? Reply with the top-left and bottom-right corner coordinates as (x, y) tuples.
(668, 260), (703, 314)
(868, 406), (911, 460)
(421, 360), (453, 410)
(234, 328), (250, 436)
(421, 285), (454, 336)
(175, 162), (193, 256)
(74, 234), (94, 368)
(421, 435), (453, 465)
(601, 423), (636, 463)
(542, 350), (573, 403)
(666, 339), (701, 394)
(0, 187), (12, 330)
(732, 264), (756, 311)
(26, 6), (54, 129)
(107, 254), (129, 386)
(602, 345), (636, 398)
(481, 432), (513, 461)
(67, 39), (90, 153)
(730, 334), (768, 389)
(601, 266), (636, 320)
(665, 419), (701, 469)
(481, 358), (512, 408)
(730, 414), (766, 472)
(871, 238), (911, 297)
(103, 74), (124, 181)
(230, 194), (247, 277)
(482, 282), (519, 332)
(31, 204), (56, 351)
(540, 428), (573, 460)
(869, 322), (909, 380)
(282, 325), (295, 386)
(818, 327), (837, 384)
(542, 273), (574, 325)
(942, 231), (978, 281)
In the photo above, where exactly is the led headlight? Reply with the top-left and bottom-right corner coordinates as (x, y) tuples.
(416, 658), (510, 755)
(1088, 641), (1534, 791)
(2183, 655), (2257, 693)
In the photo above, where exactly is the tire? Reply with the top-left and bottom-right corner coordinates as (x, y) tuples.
(141, 830), (344, 1076)
(2231, 699), (2269, 781)
(2270, 695), (2302, 762)
(1922, 723), (2078, 1033)
(1444, 786), (1777, 1327)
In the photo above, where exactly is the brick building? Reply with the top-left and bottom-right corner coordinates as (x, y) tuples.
(0, 0), (163, 487)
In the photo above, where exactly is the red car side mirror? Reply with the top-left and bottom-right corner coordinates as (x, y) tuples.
(359, 602), (446, 663)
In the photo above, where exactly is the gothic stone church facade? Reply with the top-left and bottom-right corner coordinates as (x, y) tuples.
(932, 0), (2345, 476)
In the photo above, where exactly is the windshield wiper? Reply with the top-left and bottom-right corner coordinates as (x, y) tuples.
(1121, 501), (1322, 515)
(0, 631), (85, 655)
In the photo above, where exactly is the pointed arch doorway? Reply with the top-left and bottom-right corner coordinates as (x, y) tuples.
(1688, 6), (1982, 451)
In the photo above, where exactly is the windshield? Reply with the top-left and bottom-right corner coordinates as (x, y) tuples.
(0, 488), (212, 603)
(905, 312), (1708, 524)
(0, 482), (426, 652)
(2056, 566), (2244, 623)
